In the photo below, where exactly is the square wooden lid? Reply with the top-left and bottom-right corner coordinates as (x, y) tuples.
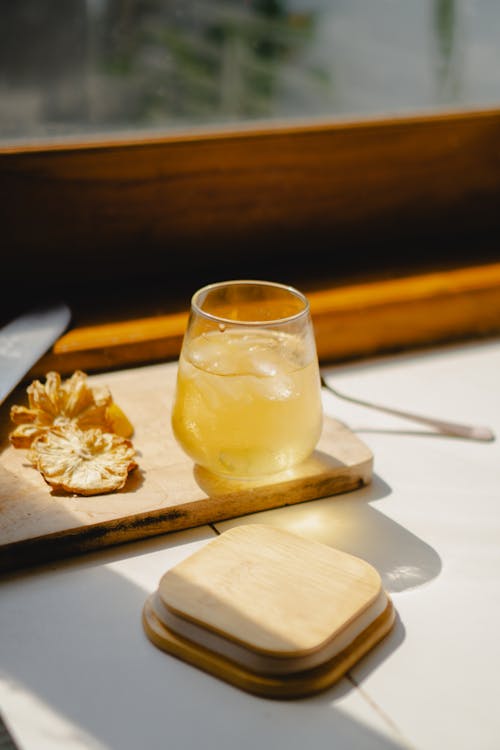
(157, 524), (383, 660)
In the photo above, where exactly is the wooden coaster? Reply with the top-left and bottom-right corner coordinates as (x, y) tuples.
(142, 525), (395, 698)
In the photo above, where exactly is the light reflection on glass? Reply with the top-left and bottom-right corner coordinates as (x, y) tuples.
(1, 1), (499, 143)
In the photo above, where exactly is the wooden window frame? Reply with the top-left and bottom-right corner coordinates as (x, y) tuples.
(1, 107), (500, 372)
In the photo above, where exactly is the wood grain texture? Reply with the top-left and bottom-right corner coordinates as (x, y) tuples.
(26, 261), (500, 376)
(158, 525), (382, 656)
(142, 593), (395, 699)
(0, 362), (373, 572)
(2, 109), (500, 289)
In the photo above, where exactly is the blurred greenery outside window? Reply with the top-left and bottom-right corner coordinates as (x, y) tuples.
(1, 0), (500, 145)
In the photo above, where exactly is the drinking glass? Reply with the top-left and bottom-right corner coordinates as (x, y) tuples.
(171, 280), (323, 479)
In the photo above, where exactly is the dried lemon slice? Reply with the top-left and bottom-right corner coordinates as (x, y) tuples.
(29, 425), (137, 496)
(105, 402), (134, 439)
(10, 370), (133, 447)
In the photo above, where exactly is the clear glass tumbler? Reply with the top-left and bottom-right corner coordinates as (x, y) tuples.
(171, 280), (323, 479)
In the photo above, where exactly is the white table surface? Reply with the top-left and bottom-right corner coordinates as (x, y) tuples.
(1, 337), (499, 750)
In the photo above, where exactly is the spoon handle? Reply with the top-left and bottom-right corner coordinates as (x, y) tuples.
(320, 377), (495, 442)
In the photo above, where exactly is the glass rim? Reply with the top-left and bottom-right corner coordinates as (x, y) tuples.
(191, 279), (310, 326)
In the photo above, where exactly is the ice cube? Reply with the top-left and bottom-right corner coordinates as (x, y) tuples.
(253, 371), (296, 401)
(247, 351), (279, 377)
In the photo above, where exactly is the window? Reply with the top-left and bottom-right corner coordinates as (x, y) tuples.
(1, 1), (500, 362)
(1, 1), (500, 144)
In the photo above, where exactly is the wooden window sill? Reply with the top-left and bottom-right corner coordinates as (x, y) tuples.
(29, 260), (500, 377)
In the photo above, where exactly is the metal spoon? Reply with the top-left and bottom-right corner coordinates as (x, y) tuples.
(320, 376), (495, 442)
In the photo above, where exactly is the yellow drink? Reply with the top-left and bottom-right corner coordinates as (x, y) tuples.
(171, 329), (323, 478)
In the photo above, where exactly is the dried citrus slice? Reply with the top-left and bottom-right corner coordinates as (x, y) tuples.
(29, 425), (137, 496)
(105, 402), (134, 438)
(10, 370), (133, 446)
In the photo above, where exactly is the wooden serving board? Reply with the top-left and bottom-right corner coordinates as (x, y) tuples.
(0, 362), (373, 571)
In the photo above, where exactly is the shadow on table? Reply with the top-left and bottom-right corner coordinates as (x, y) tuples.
(309, 609), (406, 706)
(1, 535), (411, 750)
(215, 473), (442, 595)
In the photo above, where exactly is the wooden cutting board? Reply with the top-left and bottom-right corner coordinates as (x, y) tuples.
(0, 362), (373, 571)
